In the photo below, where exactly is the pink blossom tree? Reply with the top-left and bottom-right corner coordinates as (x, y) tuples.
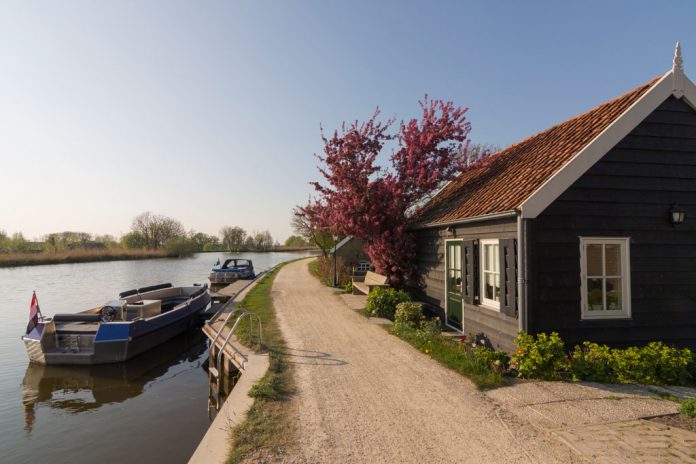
(303, 97), (473, 287)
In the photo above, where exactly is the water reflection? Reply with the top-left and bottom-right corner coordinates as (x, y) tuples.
(22, 329), (208, 433)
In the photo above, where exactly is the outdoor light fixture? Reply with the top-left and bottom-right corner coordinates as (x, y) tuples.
(447, 226), (456, 237)
(670, 204), (686, 226)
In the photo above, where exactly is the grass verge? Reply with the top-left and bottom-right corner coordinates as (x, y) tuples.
(225, 262), (296, 463)
(0, 248), (170, 267)
(307, 258), (321, 282)
(388, 323), (507, 390)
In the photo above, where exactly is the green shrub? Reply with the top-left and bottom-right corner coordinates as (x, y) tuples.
(513, 331), (569, 380)
(365, 287), (410, 319)
(419, 317), (442, 339)
(570, 342), (617, 383)
(394, 302), (423, 328)
(611, 342), (692, 385)
(679, 397), (696, 417)
(344, 280), (353, 294)
(163, 237), (198, 257)
(473, 346), (510, 373)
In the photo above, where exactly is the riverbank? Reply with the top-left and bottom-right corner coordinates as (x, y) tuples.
(0, 247), (319, 268)
(0, 248), (172, 268)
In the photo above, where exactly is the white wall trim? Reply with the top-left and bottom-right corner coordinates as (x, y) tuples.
(520, 69), (696, 219)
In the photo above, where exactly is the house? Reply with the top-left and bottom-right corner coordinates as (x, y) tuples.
(331, 236), (371, 273)
(411, 44), (696, 352)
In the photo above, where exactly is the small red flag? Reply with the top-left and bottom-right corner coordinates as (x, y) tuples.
(26, 292), (42, 334)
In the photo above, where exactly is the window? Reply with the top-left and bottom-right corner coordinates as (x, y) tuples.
(355, 262), (370, 272)
(480, 239), (500, 309)
(580, 237), (631, 319)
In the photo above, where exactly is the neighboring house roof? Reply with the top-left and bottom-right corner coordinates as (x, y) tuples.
(331, 236), (353, 254)
(414, 44), (696, 227)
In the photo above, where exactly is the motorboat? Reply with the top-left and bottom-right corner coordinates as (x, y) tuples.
(209, 258), (255, 284)
(22, 283), (211, 365)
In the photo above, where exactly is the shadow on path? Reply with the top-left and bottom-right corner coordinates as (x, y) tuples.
(275, 347), (348, 366)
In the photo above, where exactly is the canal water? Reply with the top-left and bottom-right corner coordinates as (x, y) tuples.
(0, 251), (314, 464)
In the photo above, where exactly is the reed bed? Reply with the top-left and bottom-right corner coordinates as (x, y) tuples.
(0, 249), (170, 267)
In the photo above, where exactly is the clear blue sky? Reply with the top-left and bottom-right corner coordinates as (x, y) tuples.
(2, 1), (695, 242)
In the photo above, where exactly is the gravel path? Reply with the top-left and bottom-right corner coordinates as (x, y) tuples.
(271, 259), (585, 463)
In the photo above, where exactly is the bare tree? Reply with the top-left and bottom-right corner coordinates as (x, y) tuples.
(251, 230), (274, 251)
(220, 226), (246, 252)
(131, 212), (185, 248)
(291, 207), (335, 258)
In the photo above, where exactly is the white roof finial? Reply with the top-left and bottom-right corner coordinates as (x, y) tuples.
(673, 41), (685, 98)
(674, 41), (684, 73)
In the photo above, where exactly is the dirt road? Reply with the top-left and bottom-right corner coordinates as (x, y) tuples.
(271, 259), (584, 463)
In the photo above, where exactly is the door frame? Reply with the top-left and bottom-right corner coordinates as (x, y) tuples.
(444, 238), (464, 332)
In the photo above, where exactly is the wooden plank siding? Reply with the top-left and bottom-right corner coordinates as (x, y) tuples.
(411, 217), (519, 352)
(530, 96), (696, 349)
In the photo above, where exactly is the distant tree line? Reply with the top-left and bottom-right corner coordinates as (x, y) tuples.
(0, 211), (308, 257)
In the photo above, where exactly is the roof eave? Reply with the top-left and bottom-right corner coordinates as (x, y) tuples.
(410, 210), (518, 230)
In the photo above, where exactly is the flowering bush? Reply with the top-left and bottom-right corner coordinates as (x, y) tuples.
(570, 342), (616, 383)
(513, 331), (569, 380)
(611, 342), (692, 385)
(394, 301), (423, 329)
(520, 332), (695, 386)
(472, 346), (510, 374)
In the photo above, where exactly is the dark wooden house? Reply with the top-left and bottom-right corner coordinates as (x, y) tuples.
(332, 236), (371, 273)
(411, 45), (696, 351)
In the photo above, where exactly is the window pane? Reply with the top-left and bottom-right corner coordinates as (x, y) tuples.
(587, 278), (604, 310)
(484, 272), (493, 299)
(483, 245), (491, 272)
(449, 246), (454, 269)
(494, 273), (500, 302)
(454, 245), (461, 270)
(606, 278), (622, 311)
(493, 244), (499, 272)
(605, 244), (621, 276)
(587, 244), (602, 276)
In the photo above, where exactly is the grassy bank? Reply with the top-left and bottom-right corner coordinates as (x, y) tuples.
(225, 262), (296, 463)
(389, 324), (507, 390)
(0, 248), (171, 268)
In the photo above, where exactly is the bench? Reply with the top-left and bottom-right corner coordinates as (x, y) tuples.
(352, 271), (389, 295)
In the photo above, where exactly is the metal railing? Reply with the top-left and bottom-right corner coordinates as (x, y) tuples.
(205, 270), (268, 412)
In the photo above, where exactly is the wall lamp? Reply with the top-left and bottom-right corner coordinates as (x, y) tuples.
(671, 204), (686, 226)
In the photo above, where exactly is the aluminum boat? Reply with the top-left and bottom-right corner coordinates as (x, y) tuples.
(22, 283), (211, 365)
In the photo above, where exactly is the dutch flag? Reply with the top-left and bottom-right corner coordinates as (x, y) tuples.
(26, 292), (42, 334)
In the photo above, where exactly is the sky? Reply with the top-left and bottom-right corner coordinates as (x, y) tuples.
(2, 1), (696, 242)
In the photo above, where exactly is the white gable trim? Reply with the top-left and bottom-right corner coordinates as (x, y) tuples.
(519, 69), (696, 218)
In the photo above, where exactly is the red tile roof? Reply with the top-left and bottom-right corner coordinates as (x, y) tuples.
(414, 77), (661, 226)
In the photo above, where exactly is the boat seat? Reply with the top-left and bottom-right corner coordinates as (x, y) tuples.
(125, 299), (162, 320)
(123, 287), (181, 303)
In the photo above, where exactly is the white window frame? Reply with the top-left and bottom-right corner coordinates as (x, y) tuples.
(579, 237), (631, 320)
(479, 238), (500, 310)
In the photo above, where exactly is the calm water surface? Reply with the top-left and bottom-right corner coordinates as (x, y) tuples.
(0, 251), (314, 464)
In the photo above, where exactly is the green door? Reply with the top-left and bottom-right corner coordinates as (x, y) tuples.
(446, 241), (463, 330)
